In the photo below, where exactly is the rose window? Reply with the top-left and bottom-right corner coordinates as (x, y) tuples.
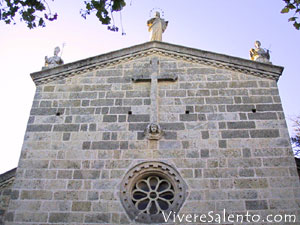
(120, 161), (187, 223)
(132, 175), (175, 214)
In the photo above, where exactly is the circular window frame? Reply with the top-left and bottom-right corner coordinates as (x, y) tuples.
(120, 161), (188, 224)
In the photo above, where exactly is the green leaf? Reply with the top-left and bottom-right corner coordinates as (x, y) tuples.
(281, 7), (290, 13)
(288, 16), (297, 21)
(288, 3), (296, 9)
(294, 22), (300, 29)
(112, 0), (126, 11)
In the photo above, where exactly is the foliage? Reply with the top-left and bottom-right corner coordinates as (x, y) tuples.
(81, 0), (126, 32)
(281, 0), (300, 30)
(0, 0), (57, 28)
(291, 116), (300, 157)
(0, 0), (126, 30)
(1, 1), (299, 31)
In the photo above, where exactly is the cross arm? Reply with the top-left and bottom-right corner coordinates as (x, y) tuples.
(132, 74), (178, 82)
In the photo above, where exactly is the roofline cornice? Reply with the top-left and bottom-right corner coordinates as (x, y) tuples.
(31, 41), (284, 85)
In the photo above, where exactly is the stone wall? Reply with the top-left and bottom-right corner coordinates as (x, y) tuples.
(4, 52), (300, 224)
(0, 168), (16, 225)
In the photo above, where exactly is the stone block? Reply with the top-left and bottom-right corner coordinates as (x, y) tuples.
(82, 141), (91, 150)
(206, 82), (227, 89)
(84, 213), (110, 223)
(53, 124), (80, 132)
(57, 170), (73, 179)
(164, 131), (177, 140)
(234, 178), (268, 189)
(228, 158), (262, 168)
(221, 130), (249, 139)
(249, 129), (280, 138)
(103, 115), (117, 122)
(110, 107), (131, 114)
(63, 133), (71, 141)
(123, 99), (142, 105)
(256, 104), (283, 112)
(73, 170), (100, 179)
(248, 112), (278, 120)
(159, 141), (181, 150)
(160, 123), (185, 130)
(53, 191), (86, 200)
(229, 81), (257, 88)
(44, 86), (55, 92)
(21, 190), (52, 200)
(228, 190), (258, 200)
(128, 114), (150, 122)
(205, 97), (233, 104)
(30, 108), (57, 115)
(226, 104), (254, 112)
(227, 121), (255, 129)
(50, 160), (81, 169)
(72, 201), (92, 211)
(71, 108), (95, 115)
(180, 114), (197, 121)
(166, 90), (186, 97)
(70, 92), (97, 99)
(14, 212), (48, 223)
(239, 168), (255, 177)
(128, 123), (148, 131)
(203, 168), (238, 178)
(90, 99), (114, 106)
(91, 141), (120, 150)
(49, 212), (83, 223)
(126, 91), (149, 98)
(26, 125), (52, 132)
(218, 140), (227, 148)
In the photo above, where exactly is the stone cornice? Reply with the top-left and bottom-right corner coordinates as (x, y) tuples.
(0, 167), (16, 189)
(30, 41), (284, 85)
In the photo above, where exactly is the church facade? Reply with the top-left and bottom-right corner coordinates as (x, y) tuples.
(1, 41), (299, 224)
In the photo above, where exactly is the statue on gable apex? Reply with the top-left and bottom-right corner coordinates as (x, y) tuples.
(249, 40), (271, 64)
(147, 11), (168, 41)
(43, 46), (64, 70)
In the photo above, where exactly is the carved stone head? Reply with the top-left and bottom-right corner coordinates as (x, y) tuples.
(254, 40), (261, 49)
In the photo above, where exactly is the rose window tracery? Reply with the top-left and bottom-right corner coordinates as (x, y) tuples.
(120, 161), (187, 223)
(132, 175), (175, 214)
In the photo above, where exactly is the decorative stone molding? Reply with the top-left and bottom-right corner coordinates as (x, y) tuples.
(120, 161), (188, 224)
(0, 168), (16, 189)
(30, 41), (284, 85)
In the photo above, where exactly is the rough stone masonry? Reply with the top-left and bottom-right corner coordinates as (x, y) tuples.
(2, 41), (300, 224)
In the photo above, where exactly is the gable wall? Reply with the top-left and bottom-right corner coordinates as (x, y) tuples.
(4, 55), (300, 224)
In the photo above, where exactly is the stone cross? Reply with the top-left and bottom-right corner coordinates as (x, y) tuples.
(132, 57), (177, 139)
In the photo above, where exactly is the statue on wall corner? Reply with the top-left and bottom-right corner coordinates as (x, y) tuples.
(43, 46), (64, 70)
(249, 40), (271, 64)
(147, 11), (168, 42)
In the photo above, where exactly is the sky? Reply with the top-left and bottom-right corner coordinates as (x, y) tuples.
(0, 0), (300, 174)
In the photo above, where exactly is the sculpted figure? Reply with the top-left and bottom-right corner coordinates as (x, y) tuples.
(147, 12), (168, 41)
(145, 123), (163, 140)
(44, 46), (64, 69)
(249, 41), (271, 64)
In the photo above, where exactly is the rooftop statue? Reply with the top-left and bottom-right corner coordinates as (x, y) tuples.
(249, 40), (271, 64)
(147, 11), (168, 41)
(43, 46), (64, 69)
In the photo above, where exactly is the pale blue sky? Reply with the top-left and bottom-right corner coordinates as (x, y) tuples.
(0, 0), (299, 173)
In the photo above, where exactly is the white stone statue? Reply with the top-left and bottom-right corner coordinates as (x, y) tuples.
(147, 12), (168, 41)
(145, 123), (163, 140)
(249, 40), (271, 64)
(44, 46), (64, 69)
